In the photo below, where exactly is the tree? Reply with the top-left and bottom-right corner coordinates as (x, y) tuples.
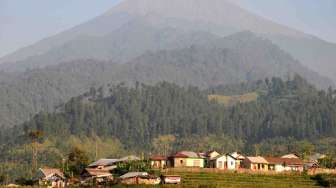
(28, 130), (44, 175)
(67, 147), (89, 176)
(152, 135), (176, 156)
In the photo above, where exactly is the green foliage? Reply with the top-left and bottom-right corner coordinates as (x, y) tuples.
(67, 147), (90, 176)
(114, 161), (152, 176)
(1, 77), (336, 178)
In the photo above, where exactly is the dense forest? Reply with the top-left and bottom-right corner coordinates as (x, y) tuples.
(1, 76), (336, 180)
(0, 31), (333, 129)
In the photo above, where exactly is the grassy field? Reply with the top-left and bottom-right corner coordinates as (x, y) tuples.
(208, 92), (258, 106)
(110, 171), (323, 188)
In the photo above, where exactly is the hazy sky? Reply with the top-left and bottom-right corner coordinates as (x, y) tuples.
(0, 0), (335, 57)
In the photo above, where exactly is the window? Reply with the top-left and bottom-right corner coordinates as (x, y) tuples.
(218, 161), (223, 168)
(180, 160), (183, 164)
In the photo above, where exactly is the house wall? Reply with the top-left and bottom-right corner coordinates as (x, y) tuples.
(227, 156), (236, 170)
(243, 160), (268, 171)
(173, 158), (204, 168)
(215, 156), (227, 169)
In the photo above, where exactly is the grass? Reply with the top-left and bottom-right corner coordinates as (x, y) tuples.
(208, 92), (258, 106)
(108, 170), (323, 188)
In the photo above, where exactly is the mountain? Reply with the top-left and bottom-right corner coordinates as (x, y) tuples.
(0, 0), (335, 84)
(2, 77), (336, 180)
(0, 32), (332, 129)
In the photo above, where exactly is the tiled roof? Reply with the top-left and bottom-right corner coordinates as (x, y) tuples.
(265, 157), (303, 165)
(246, 156), (268, 164)
(172, 151), (201, 158)
(150, 155), (167, 160)
(39, 168), (65, 179)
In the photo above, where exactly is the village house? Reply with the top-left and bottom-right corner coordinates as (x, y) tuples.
(265, 157), (304, 172)
(149, 155), (167, 169)
(243, 156), (269, 171)
(35, 168), (66, 188)
(209, 154), (227, 169)
(227, 152), (245, 170)
(80, 168), (113, 184)
(168, 151), (204, 168)
(118, 172), (160, 185)
(205, 150), (221, 160)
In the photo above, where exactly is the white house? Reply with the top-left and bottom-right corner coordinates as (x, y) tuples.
(227, 152), (245, 170)
(210, 155), (227, 169)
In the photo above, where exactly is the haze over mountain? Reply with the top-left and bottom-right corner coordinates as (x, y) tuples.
(0, 32), (332, 129)
(0, 0), (336, 83)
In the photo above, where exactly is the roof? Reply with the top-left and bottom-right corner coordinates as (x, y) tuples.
(82, 168), (113, 177)
(228, 152), (245, 160)
(119, 172), (148, 179)
(281, 154), (299, 159)
(88, 159), (119, 167)
(245, 156), (268, 164)
(172, 151), (202, 158)
(150, 155), (167, 160)
(265, 157), (303, 165)
(118, 155), (141, 162)
(212, 154), (227, 161)
(88, 156), (140, 167)
(39, 168), (65, 179)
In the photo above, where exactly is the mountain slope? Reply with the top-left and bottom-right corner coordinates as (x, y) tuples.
(0, 0), (335, 85)
(0, 21), (218, 71)
(0, 32), (332, 128)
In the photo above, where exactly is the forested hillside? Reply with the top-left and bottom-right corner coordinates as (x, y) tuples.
(0, 32), (332, 129)
(1, 76), (336, 179)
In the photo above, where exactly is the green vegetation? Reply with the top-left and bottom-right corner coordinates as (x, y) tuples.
(1, 76), (336, 181)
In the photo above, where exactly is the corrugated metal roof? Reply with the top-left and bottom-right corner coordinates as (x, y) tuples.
(88, 159), (119, 167)
(119, 172), (148, 179)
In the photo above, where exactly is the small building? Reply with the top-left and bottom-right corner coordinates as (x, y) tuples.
(227, 152), (245, 170)
(119, 172), (160, 185)
(149, 155), (167, 168)
(168, 151), (204, 168)
(243, 156), (268, 171)
(80, 168), (114, 184)
(35, 168), (66, 188)
(265, 157), (304, 172)
(209, 154), (227, 169)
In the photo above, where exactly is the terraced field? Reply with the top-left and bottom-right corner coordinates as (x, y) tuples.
(111, 171), (323, 188)
(208, 92), (258, 106)
(163, 171), (321, 188)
